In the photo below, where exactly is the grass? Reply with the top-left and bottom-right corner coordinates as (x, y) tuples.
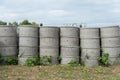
(0, 65), (120, 80)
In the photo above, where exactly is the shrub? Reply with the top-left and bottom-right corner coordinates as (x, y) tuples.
(32, 55), (40, 65)
(5, 57), (18, 65)
(40, 56), (52, 66)
(26, 58), (35, 66)
(0, 55), (4, 64)
(68, 60), (79, 67)
(98, 53), (109, 66)
(57, 56), (62, 64)
(25, 55), (40, 66)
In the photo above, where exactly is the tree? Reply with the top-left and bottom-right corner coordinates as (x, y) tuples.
(8, 22), (12, 26)
(8, 21), (18, 26)
(19, 20), (32, 25)
(19, 20), (39, 26)
(0, 20), (7, 25)
(12, 21), (18, 26)
(31, 22), (39, 26)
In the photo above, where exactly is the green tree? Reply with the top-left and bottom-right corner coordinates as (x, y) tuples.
(0, 20), (7, 25)
(31, 22), (38, 26)
(8, 21), (18, 26)
(12, 21), (18, 26)
(8, 22), (12, 26)
(20, 20), (32, 25)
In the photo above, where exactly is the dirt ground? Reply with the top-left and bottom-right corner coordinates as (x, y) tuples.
(0, 65), (120, 80)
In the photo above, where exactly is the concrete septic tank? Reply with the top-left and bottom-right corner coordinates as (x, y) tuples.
(80, 28), (100, 67)
(18, 25), (39, 65)
(60, 27), (80, 64)
(80, 28), (99, 38)
(100, 26), (120, 65)
(39, 27), (59, 64)
(0, 25), (18, 60)
(101, 26), (119, 38)
(81, 39), (100, 48)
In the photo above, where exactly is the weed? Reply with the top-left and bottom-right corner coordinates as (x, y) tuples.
(25, 55), (40, 66)
(4, 57), (18, 65)
(98, 53), (109, 66)
(32, 55), (40, 65)
(40, 56), (52, 66)
(25, 58), (34, 66)
(57, 56), (62, 64)
(0, 54), (4, 64)
(118, 53), (120, 58)
(68, 60), (79, 67)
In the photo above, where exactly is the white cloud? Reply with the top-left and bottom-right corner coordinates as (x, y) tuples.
(48, 10), (68, 17)
(85, 0), (120, 4)
(112, 9), (120, 13)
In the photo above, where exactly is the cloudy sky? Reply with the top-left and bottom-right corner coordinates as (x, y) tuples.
(0, 0), (120, 26)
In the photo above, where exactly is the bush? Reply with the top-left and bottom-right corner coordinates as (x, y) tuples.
(57, 56), (62, 64)
(25, 55), (40, 66)
(0, 55), (4, 64)
(26, 58), (35, 66)
(25, 55), (53, 66)
(40, 56), (52, 66)
(98, 53), (109, 66)
(32, 55), (40, 65)
(68, 60), (80, 67)
(5, 57), (18, 65)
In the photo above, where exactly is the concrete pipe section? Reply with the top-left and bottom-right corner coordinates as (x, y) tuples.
(100, 26), (120, 65)
(60, 27), (80, 64)
(80, 28), (100, 67)
(18, 25), (39, 65)
(39, 27), (59, 64)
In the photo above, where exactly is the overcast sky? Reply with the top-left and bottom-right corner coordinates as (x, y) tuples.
(0, 0), (120, 26)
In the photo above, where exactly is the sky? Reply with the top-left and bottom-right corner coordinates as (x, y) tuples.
(0, 0), (120, 26)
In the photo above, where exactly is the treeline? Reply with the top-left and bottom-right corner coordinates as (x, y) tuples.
(0, 20), (39, 26)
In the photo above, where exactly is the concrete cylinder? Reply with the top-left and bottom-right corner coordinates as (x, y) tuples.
(60, 27), (79, 37)
(100, 26), (120, 65)
(18, 25), (39, 65)
(80, 28), (99, 38)
(40, 38), (59, 47)
(0, 26), (17, 59)
(101, 26), (119, 38)
(81, 39), (100, 48)
(60, 27), (79, 64)
(61, 38), (79, 47)
(81, 49), (100, 59)
(80, 28), (100, 67)
(101, 38), (120, 47)
(40, 27), (59, 64)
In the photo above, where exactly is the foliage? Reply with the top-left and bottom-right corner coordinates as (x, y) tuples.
(9, 21), (18, 26)
(0, 54), (4, 63)
(25, 55), (53, 66)
(31, 22), (39, 26)
(25, 55), (40, 66)
(20, 20), (32, 25)
(98, 53), (109, 66)
(68, 60), (79, 66)
(20, 19), (38, 26)
(32, 55), (40, 65)
(0, 20), (7, 25)
(57, 56), (62, 64)
(4, 57), (18, 65)
(25, 58), (35, 66)
(40, 56), (52, 66)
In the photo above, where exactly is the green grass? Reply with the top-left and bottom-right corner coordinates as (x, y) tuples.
(0, 65), (120, 80)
